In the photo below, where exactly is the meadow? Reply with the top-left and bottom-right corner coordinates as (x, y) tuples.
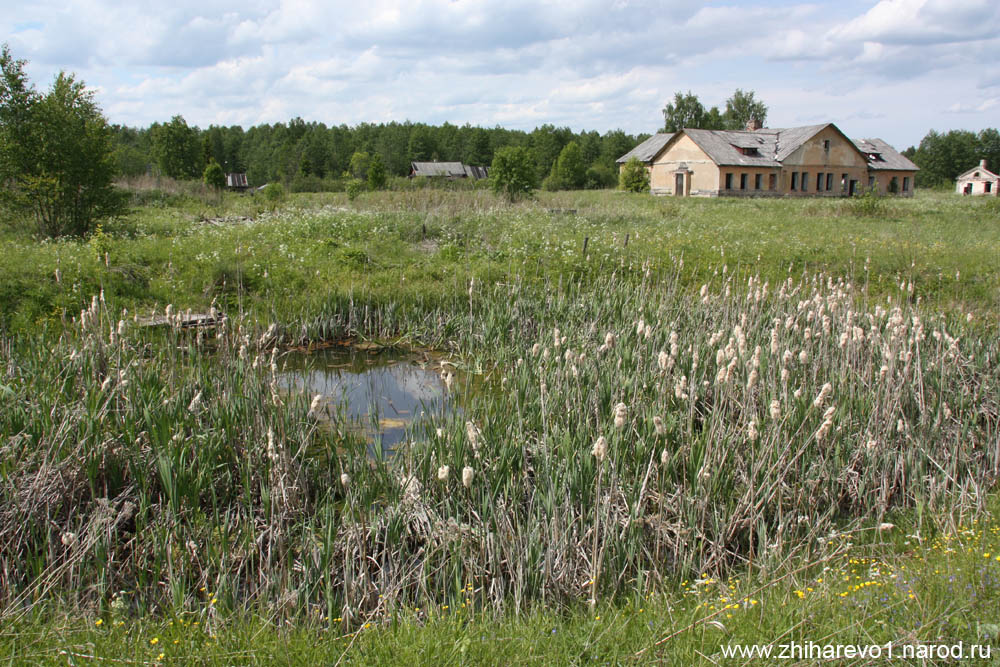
(1, 185), (999, 663)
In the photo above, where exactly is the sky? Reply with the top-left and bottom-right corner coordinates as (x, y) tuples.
(4, 0), (999, 149)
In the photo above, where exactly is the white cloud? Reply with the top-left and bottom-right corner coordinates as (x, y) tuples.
(1, 0), (997, 146)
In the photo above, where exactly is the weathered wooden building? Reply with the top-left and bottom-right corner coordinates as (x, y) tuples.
(617, 122), (917, 197)
(409, 162), (489, 180)
(225, 173), (249, 191)
(955, 160), (999, 196)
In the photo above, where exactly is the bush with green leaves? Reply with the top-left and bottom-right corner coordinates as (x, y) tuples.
(346, 178), (365, 201)
(203, 160), (225, 190)
(489, 146), (536, 202)
(618, 157), (650, 193)
(585, 164), (618, 189)
(261, 182), (285, 207)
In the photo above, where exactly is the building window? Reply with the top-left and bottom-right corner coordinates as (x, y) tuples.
(826, 173), (833, 191)
(791, 172), (799, 191)
(903, 177), (910, 192)
(755, 174), (762, 190)
(823, 139), (830, 152)
(816, 173), (823, 191)
(986, 181), (993, 193)
(802, 172), (808, 192)
(868, 175), (876, 188)
(740, 173), (747, 190)
(725, 173), (733, 190)
(841, 173), (848, 192)
(769, 174), (776, 190)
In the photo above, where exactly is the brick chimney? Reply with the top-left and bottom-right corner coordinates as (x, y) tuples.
(745, 118), (763, 131)
(981, 159), (988, 169)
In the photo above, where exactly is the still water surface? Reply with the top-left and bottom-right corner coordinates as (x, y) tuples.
(279, 346), (458, 455)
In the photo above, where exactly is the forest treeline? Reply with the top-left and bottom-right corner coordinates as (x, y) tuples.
(111, 115), (645, 192)
(110, 114), (1000, 193)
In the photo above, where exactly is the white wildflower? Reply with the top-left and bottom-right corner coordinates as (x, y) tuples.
(462, 466), (474, 488)
(769, 400), (781, 421)
(437, 465), (450, 482)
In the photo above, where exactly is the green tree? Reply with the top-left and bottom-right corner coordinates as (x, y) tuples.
(584, 164), (617, 189)
(723, 88), (768, 130)
(151, 115), (201, 179)
(367, 152), (387, 190)
(490, 145), (536, 202)
(407, 126), (435, 162)
(912, 129), (979, 187)
(464, 127), (492, 165)
(662, 91), (725, 132)
(0, 45), (124, 237)
(976, 128), (1000, 177)
(347, 151), (370, 180)
(619, 157), (650, 193)
(203, 159), (225, 190)
(553, 140), (586, 189)
(662, 91), (707, 132)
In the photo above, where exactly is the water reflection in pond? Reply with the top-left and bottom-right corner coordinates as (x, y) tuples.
(280, 346), (458, 456)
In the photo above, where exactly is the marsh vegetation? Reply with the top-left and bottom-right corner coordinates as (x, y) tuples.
(1, 187), (998, 660)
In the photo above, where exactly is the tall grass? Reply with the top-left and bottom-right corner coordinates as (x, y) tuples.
(2, 257), (996, 626)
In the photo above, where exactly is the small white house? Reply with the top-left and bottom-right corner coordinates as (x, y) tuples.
(955, 159), (999, 196)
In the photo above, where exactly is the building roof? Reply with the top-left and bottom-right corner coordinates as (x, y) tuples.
(955, 160), (999, 181)
(225, 173), (248, 188)
(411, 161), (467, 177)
(616, 133), (674, 163)
(852, 138), (919, 171)
(463, 164), (490, 180)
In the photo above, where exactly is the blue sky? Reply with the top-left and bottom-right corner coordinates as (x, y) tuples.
(3, 0), (998, 148)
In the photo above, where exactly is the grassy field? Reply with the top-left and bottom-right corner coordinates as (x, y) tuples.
(1, 187), (998, 333)
(1, 186), (999, 663)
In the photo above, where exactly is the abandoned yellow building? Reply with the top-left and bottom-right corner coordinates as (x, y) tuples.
(617, 122), (918, 197)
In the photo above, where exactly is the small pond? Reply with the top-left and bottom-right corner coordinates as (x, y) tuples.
(279, 345), (461, 456)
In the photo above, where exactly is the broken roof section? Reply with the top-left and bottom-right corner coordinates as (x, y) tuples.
(852, 138), (919, 171)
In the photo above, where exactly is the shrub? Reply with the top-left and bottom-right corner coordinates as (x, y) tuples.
(489, 146), (536, 202)
(203, 160), (225, 190)
(585, 164), (618, 190)
(619, 157), (650, 193)
(261, 182), (285, 208)
(850, 186), (889, 217)
(346, 178), (365, 201)
(367, 154), (387, 191)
